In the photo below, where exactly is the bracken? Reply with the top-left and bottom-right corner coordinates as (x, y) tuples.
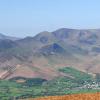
(30, 92), (100, 100)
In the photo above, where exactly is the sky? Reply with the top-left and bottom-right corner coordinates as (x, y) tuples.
(0, 0), (100, 37)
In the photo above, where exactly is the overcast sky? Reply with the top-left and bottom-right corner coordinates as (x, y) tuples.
(0, 0), (100, 37)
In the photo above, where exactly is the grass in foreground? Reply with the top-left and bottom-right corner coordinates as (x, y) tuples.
(26, 92), (100, 100)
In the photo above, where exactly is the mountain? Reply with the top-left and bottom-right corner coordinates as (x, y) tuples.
(0, 33), (19, 41)
(0, 28), (100, 80)
(0, 39), (18, 50)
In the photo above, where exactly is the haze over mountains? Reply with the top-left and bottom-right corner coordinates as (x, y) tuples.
(0, 28), (100, 80)
(0, 33), (19, 41)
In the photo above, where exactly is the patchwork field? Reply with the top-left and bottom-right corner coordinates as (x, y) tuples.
(1, 67), (100, 100)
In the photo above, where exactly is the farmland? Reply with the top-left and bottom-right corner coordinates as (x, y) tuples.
(0, 67), (100, 100)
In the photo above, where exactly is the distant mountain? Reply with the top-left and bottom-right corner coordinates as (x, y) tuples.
(0, 33), (20, 41)
(0, 39), (18, 51)
(0, 28), (100, 80)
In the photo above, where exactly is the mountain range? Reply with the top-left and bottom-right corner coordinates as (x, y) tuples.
(0, 28), (100, 80)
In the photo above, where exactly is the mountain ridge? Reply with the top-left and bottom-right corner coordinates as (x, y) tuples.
(0, 28), (100, 79)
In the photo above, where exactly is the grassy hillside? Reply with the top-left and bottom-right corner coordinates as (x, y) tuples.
(59, 67), (93, 83)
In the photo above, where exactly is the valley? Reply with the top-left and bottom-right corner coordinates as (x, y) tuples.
(1, 28), (100, 99)
(1, 0), (100, 99)
(0, 67), (100, 100)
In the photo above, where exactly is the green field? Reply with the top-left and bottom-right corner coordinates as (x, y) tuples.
(0, 67), (100, 100)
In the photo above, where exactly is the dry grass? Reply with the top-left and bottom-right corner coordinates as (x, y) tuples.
(26, 92), (100, 100)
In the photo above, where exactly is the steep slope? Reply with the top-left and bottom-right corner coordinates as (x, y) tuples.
(37, 43), (69, 56)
